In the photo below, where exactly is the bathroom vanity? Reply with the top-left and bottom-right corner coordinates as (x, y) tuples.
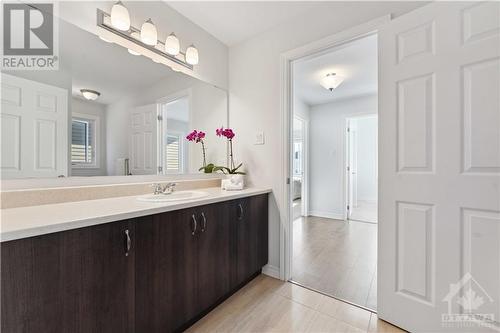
(1, 190), (269, 333)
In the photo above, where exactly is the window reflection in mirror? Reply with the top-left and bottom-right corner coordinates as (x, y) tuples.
(0, 11), (227, 179)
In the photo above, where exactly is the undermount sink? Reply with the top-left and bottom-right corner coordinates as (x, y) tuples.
(137, 190), (209, 202)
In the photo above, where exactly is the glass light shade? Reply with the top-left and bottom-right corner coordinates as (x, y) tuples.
(320, 73), (344, 91)
(81, 89), (100, 101)
(128, 49), (140, 56)
(110, 1), (130, 31)
(140, 19), (157, 46)
(185, 44), (199, 65)
(99, 36), (112, 43)
(165, 33), (180, 55)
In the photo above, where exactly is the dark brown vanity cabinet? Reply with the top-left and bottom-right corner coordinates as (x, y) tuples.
(1, 193), (268, 333)
(1, 220), (135, 333)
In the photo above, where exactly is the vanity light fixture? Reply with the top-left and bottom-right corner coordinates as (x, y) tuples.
(321, 73), (344, 91)
(128, 49), (140, 56)
(165, 33), (180, 56)
(99, 36), (112, 43)
(81, 89), (101, 101)
(185, 44), (199, 65)
(110, 1), (130, 31)
(96, 9), (196, 70)
(140, 18), (157, 46)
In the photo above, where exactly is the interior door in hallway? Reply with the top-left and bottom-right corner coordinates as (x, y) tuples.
(378, 2), (500, 332)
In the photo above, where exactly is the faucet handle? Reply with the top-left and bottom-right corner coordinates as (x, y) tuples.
(150, 183), (163, 194)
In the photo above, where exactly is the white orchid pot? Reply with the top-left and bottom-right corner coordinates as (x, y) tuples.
(221, 174), (245, 191)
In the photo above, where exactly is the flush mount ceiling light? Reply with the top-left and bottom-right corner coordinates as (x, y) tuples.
(140, 18), (157, 46)
(110, 1), (130, 31)
(165, 33), (180, 56)
(321, 73), (344, 91)
(185, 44), (199, 65)
(81, 89), (101, 101)
(96, 9), (196, 70)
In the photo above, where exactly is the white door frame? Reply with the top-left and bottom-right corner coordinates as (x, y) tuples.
(345, 113), (378, 221)
(292, 114), (309, 217)
(157, 88), (192, 175)
(279, 15), (390, 281)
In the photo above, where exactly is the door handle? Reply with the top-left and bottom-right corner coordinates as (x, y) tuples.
(124, 229), (131, 257)
(201, 212), (207, 232)
(191, 214), (198, 236)
(238, 203), (244, 221)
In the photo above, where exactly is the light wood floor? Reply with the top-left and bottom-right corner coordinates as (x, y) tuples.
(186, 274), (403, 332)
(292, 216), (377, 310)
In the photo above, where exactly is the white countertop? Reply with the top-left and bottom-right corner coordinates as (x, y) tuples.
(0, 187), (271, 242)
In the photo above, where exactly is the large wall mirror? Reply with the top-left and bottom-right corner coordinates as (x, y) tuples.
(1, 12), (227, 180)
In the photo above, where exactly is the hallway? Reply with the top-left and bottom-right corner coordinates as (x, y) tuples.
(292, 216), (377, 310)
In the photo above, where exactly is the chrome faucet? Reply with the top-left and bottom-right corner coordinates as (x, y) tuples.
(151, 182), (176, 195)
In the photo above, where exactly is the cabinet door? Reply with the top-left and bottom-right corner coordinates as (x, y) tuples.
(1, 233), (63, 333)
(196, 202), (231, 312)
(249, 194), (269, 269)
(135, 209), (198, 332)
(232, 194), (269, 288)
(1, 220), (135, 333)
(60, 220), (135, 333)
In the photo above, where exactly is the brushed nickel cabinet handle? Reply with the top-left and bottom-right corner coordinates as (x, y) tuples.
(191, 214), (198, 236)
(238, 203), (244, 221)
(124, 229), (131, 257)
(201, 212), (207, 232)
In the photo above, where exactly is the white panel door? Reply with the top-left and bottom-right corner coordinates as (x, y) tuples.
(378, 2), (500, 332)
(129, 104), (158, 175)
(1, 74), (68, 178)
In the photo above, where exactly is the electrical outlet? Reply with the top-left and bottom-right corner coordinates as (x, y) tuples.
(255, 131), (265, 145)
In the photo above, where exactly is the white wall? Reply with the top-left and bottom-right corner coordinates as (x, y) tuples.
(58, 1), (228, 89)
(354, 116), (378, 203)
(309, 95), (377, 218)
(71, 98), (107, 177)
(227, 1), (424, 273)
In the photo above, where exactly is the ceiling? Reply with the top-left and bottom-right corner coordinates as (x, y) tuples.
(294, 34), (378, 106)
(167, 1), (320, 46)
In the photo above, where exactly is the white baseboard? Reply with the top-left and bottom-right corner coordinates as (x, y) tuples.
(262, 264), (280, 279)
(308, 210), (344, 220)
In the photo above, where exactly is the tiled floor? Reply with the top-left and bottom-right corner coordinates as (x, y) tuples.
(349, 200), (377, 223)
(187, 275), (403, 332)
(292, 216), (377, 310)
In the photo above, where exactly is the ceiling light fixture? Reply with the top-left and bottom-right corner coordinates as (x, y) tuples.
(321, 73), (344, 91)
(185, 44), (199, 65)
(140, 18), (157, 46)
(165, 33), (180, 56)
(99, 36), (112, 43)
(110, 1), (130, 31)
(96, 9), (197, 70)
(81, 89), (101, 101)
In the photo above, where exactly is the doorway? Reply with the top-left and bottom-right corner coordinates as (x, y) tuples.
(346, 115), (378, 223)
(288, 32), (378, 311)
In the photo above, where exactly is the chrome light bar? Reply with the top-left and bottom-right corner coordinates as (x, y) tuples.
(96, 9), (193, 71)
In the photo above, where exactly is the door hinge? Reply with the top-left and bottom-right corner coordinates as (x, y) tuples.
(158, 166), (163, 173)
(157, 115), (163, 121)
(347, 166), (350, 172)
(347, 127), (350, 133)
(286, 178), (290, 185)
(347, 205), (350, 211)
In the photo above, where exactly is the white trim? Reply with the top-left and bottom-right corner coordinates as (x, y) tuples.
(71, 112), (101, 169)
(344, 113), (378, 221)
(308, 211), (344, 221)
(280, 15), (391, 282)
(262, 264), (280, 279)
